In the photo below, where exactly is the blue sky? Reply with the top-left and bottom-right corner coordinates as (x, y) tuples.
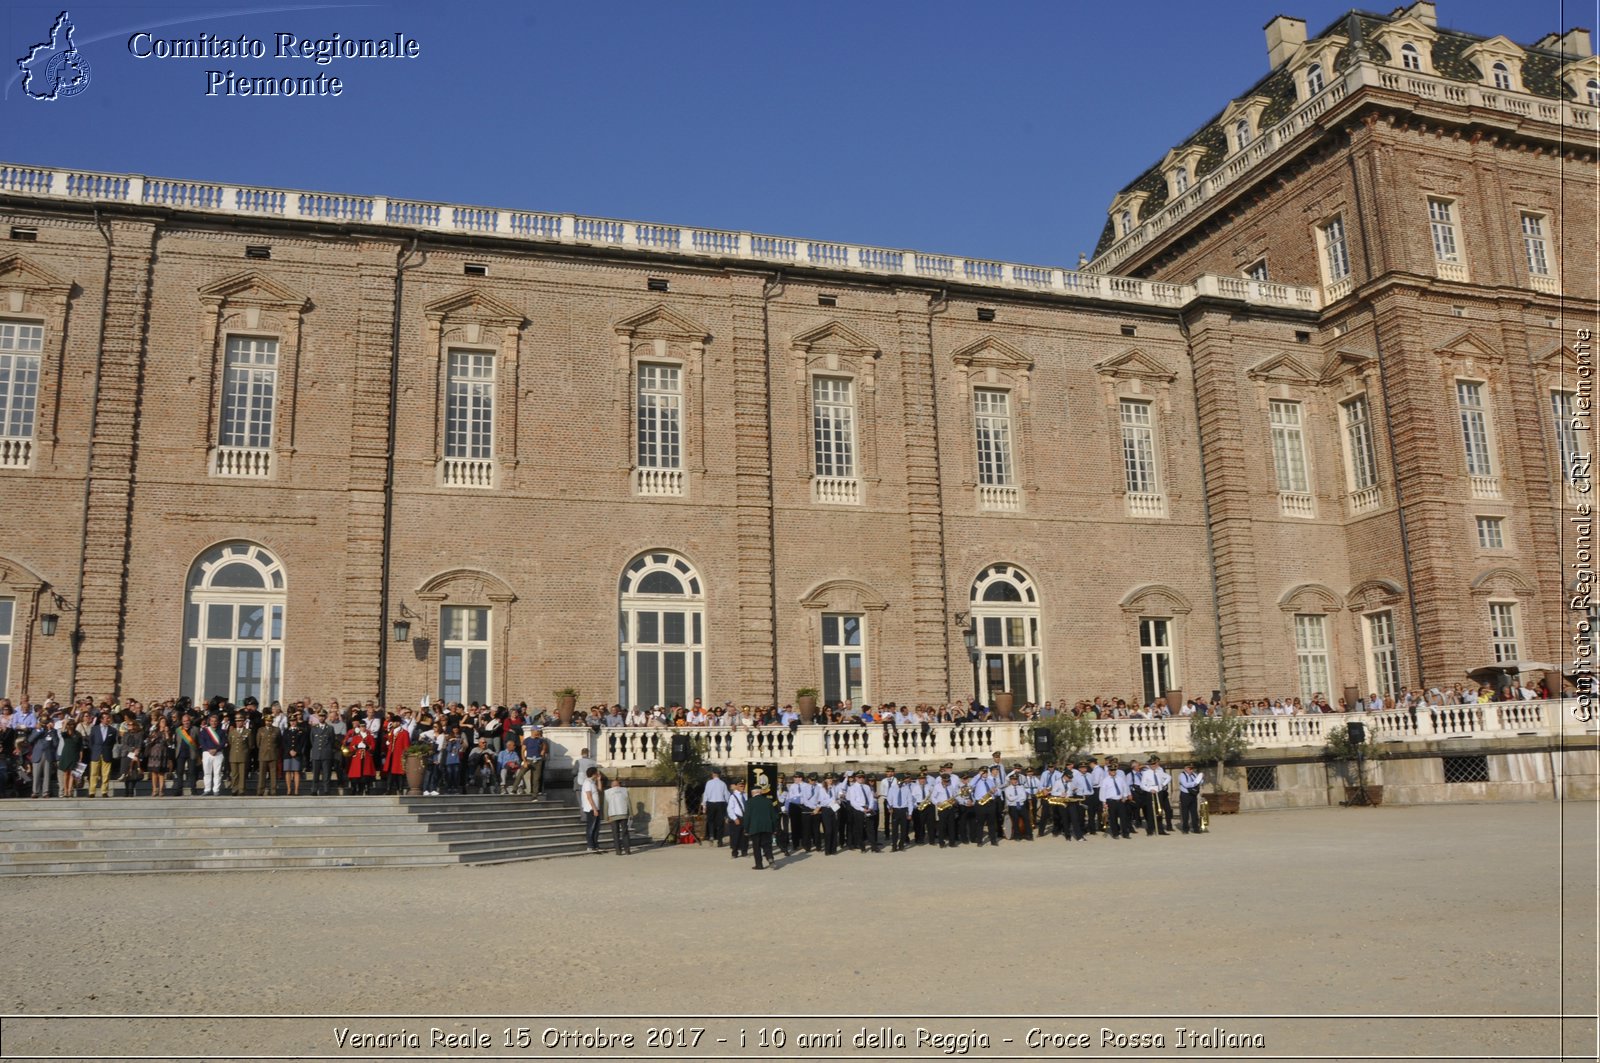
(1, 1), (1582, 266)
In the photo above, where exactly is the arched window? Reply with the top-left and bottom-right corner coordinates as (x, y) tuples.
(1491, 62), (1512, 90)
(1119, 208), (1133, 236)
(1173, 166), (1189, 194)
(619, 551), (704, 712)
(182, 542), (285, 706)
(969, 564), (1043, 706)
(1587, 79), (1599, 107)
(1400, 44), (1421, 71)
(1235, 119), (1252, 150)
(1305, 63), (1325, 95)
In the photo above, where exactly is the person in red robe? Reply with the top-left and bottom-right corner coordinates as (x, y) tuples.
(343, 726), (377, 795)
(382, 718), (410, 794)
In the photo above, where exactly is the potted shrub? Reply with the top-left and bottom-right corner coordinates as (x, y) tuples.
(1188, 711), (1249, 814)
(652, 733), (712, 842)
(1323, 724), (1385, 807)
(795, 687), (819, 717)
(401, 737), (435, 796)
(1029, 713), (1096, 769)
(554, 687), (579, 725)
(992, 691), (1015, 719)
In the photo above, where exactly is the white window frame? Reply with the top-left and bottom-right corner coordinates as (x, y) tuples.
(1488, 601), (1520, 664)
(1138, 616), (1177, 706)
(444, 349), (495, 461)
(217, 335), (278, 452)
(973, 388), (1015, 487)
(1401, 43), (1422, 71)
(439, 605), (492, 706)
(1119, 209), (1133, 237)
(811, 376), (857, 480)
(1340, 395), (1379, 492)
(0, 596), (13, 699)
(1119, 398), (1159, 494)
(1589, 79), (1600, 108)
(1428, 197), (1461, 263)
(970, 564), (1044, 706)
(636, 362), (682, 470)
(1363, 610), (1401, 698)
(1491, 62), (1513, 90)
(1455, 380), (1495, 477)
(1551, 390), (1584, 483)
(1235, 119), (1252, 150)
(821, 612), (866, 707)
(1294, 613), (1332, 702)
(1306, 63), (1325, 95)
(1319, 215), (1352, 287)
(1520, 213), (1551, 278)
(618, 551), (705, 712)
(1173, 166), (1189, 194)
(1269, 399), (1311, 494)
(1475, 516), (1506, 550)
(0, 319), (43, 446)
(182, 543), (286, 708)
(1245, 259), (1269, 282)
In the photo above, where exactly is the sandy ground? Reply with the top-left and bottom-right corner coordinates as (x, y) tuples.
(1, 802), (1594, 1062)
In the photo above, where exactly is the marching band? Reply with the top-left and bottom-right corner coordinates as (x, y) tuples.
(751, 754), (1208, 857)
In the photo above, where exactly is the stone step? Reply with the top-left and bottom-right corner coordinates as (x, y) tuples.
(0, 808), (574, 829)
(0, 814), (574, 840)
(0, 823), (582, 851)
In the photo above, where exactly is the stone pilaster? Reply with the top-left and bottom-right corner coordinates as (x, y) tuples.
(74, 219), (156, 698)
(1184, 305), (1267, 698)
(730, 289), (776, 704)
(340, 242), (401, 699)
(895, 292), (951, 701)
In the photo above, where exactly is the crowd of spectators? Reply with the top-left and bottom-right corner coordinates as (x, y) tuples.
(0, 674), (1567, 798)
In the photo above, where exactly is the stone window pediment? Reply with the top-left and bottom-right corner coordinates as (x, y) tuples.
(1469, 566), (1535, 598)
(424, 288), (526, 333)
(799, 579), (889, 613)
(424, 289), (526, 486)
(1095, 347), (1177, 412)
(1561, 55), (1600, 101)
(952, 336), (1034, 397)
(1119, 583), (1193, 615)
(0, 254), (73, 463)
(613, 303), (712, 345)
(1462, 36), (1525, 89)
(0, 255), (71, 310)
(1535, 345), (1583, 391)
(416, 567), (518, 604)
(199, 270), (310, 315)
(1219, 96), (1272, 154)
(792, 320), (881, 382)
(1371, 17), (1438, 73)
(1246, 352), (1321, 386)
(1317, 347), (1376, 393)
(1279, 582), (1342, 614)
(1345, 577), (1405, 612)
(1435, 331), (1502, 376)
(613, 304), (712, 486)
(1160, 145), (1207, 198)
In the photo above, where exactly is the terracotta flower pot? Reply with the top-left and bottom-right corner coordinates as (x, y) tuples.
(993, 692), (1015, 719)
(404, 758), (425, 796)
(556, 695), (577, 724)
(796, 695), (817, 717)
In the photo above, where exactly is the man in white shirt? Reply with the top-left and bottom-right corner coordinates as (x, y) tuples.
(701, 768), (730, 848)
(725, 778), (748, 858)
(1098, 763), (1132, 839)
(580, 766), (603, 853)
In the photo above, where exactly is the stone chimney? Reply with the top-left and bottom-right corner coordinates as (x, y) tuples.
(1401, 2), (1437, 27)
(1265, 15), (1307, 69)
(1534, 27), (1592, 56)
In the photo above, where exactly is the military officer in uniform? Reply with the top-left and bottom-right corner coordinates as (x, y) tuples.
(308, 711), (337, 796)
(227, 710), (254, 794)
(255, 716), (282, 796)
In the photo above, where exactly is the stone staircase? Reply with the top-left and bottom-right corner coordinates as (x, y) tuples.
(0, 794), (589, 876)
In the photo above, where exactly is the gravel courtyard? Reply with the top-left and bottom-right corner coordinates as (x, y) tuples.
(3, 802), (1594, 1060)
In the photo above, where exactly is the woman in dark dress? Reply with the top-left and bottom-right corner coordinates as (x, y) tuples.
(282, 711), (309, 795)
(143, 718), (172, 797)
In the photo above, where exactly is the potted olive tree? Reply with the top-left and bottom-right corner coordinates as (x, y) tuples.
(402, 736), (435, 796)
(1187, 712), (1249, 814)
(1029, 713), (1096, 769)
(554, 687), (579, 725)
(1323, 724), (1385, 807)
(652, 733), (712, 842)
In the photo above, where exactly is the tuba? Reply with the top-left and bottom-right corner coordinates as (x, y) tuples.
(1198, 794), (1211, 833)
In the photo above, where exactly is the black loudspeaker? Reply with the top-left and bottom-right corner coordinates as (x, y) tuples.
(671, 734), (691, 763)
(1033, 728), (1054, 756)
(1346, 721), (1366, 745)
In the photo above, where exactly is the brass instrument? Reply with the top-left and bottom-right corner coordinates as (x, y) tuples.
(916, 799), (931, 811)
(1198, 794), (1211, 833)
(935, 799), (955, 812)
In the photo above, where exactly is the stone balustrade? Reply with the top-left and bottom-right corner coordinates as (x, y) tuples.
(0, 163), (1318, 316)
(1090, 61), (1597, 273)
(536, 699), (1593, 775)
(211, 445), (271, 479)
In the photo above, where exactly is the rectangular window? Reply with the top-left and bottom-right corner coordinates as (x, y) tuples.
(219, 337), (278, 449)
(821, 613), (865, 707)
(444, 350), (494, 459)
(1138, 617), (1175, 706)
(1364, 610), (1401, 697)
(1428, 198), (1460, 263)
(1456, 381), (1493, 477)
(1341, 395), (1378, 491)
(636, 363), (682, 469)
(0, 320), (43, 441)
(973, 388), (1014, 486)
(1294, 614), (1331, 701)
(1321, 217), (1351, 282)
(1489, 602), (1519, 663)
(1269, 400), (1310, 494)
(1442, 755), (1490, 784)
(1476, 516), (1505, 550)
(0, 597), (12, 698)
(811, 376), (856, 479)
(1521, 213), (1550, 276)
(1246, 766), (1279, 792)
(1245, 259), (1269, 281)
(1552, 391), (1583, 482)
(1120, 399), (1159, 494)
(440, 606), (491, 706)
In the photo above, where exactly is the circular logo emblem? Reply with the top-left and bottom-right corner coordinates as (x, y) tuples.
(44, 50), (91, 98)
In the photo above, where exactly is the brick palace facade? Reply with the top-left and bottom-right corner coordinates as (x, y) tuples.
(0, 2), (1595, 712)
